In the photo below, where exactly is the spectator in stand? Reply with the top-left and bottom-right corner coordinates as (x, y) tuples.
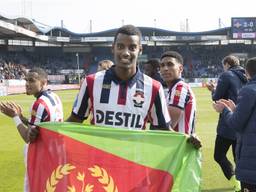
(213, 57), (256, 192)
(97, 59), (114, 72)
(0, 59), (26, 80)
(0, 66), (4, 81)
(206, 55), (247, 192)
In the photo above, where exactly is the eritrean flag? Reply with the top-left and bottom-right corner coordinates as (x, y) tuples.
(27, 122), (201, 192)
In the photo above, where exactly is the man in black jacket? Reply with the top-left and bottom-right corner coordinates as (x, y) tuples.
(206, 55), (247, 191)
(213, 57), (256, 192)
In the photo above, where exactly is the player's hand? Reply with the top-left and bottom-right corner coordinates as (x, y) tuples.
(10, 102), (23, 116)
(212, 100), (228, 113)
(226, 99), (236, 112)
(27, 125), (39, 143)
(0, 102), (19, 117)
(206, 82), (215, 92)
(187, 134), (202, 149)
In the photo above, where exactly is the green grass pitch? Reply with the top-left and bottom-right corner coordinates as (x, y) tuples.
(0, 88), (235, 191)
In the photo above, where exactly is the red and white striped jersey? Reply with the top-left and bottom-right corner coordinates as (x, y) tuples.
(72, 67), (170, 130)
(29, 90), (63, 124)
(25, 90), (63, 192)
(167, 79), (196, 135)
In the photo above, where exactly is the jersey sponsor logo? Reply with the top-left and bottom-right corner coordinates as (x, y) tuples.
(132, 91), (144, 108)
(95, 110), (142, 129)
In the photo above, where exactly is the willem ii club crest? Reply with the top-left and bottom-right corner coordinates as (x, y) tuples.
(132, 91), (144, 108)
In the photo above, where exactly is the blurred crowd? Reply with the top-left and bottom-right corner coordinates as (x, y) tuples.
(1, 44), (256, 80)
(0, 58), (26, 80)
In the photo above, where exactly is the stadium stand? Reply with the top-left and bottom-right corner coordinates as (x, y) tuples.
(0, 15), (256, 82)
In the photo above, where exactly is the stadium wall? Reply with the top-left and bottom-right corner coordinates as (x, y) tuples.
(0, 80), (79, 96)
(0, 85), (7, 96)
(0, 78), (216, 96)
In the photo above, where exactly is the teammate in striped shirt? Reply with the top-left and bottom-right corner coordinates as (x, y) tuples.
(0, 67), (63, 192)
(67, 25), (170, 130)
(0, 67), (63, 142)
(159, 51), (196, 135)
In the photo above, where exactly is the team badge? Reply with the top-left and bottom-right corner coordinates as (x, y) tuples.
(133, 91), (144, 108)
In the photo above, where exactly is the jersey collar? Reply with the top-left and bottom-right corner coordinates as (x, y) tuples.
(168, 78), (182, 91)
(106, 66), (143, 87)
(35, 89), (49, 99)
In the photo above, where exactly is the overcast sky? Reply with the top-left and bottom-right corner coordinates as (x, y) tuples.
(0, 0), (255, 33)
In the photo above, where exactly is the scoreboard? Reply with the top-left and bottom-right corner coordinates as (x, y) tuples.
(231, 17), (256, 39)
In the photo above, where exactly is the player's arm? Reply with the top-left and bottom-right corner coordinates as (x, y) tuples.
(167, 83), (187, 128)
(27, 100), (49, 143)
(12, 102), (30, 125)
(168, 103), (201, 149)
(222, 87), (256, 133)
(19, 114), (29, 125)
(16, 123), (30, 143)
(0, 102), (30, 143)
(1, 101), (29, 125)
(168, 105), (183, 128)
(66, 76), (91, 123)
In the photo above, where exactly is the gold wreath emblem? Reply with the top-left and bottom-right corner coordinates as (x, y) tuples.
(89, 165), (118, 192)
(44, 163), (75, 192)
(44, 164), (118, 192)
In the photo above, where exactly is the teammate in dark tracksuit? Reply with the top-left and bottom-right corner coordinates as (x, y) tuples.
(206, 55), (247, 191)
(213, 57), (256, 192)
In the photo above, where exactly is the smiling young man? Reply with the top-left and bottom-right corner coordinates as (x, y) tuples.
(67, 25), (170, 130)
(159, 51), (196, 135)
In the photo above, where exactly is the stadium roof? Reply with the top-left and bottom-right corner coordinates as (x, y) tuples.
(0, 15), (50, 34)
(81, 26), (230, 37)
(0, 15), (231, 38)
